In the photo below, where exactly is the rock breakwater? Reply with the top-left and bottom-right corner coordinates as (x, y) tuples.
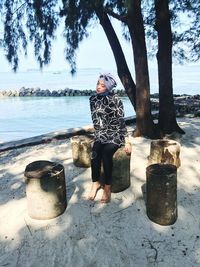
(151, 94), (200, 117)
(0, 87), (127, 97)
(0, 87), (199, 117)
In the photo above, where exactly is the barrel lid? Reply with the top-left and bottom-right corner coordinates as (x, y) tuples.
(146, 163), (177, 176)
(24, 160), (63, 179)
(71, 134), (94, 143)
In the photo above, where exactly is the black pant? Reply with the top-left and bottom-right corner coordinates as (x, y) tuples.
(91, 141), (119, 185)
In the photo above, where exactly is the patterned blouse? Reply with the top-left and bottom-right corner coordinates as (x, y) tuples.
(89, 92), (128, 147)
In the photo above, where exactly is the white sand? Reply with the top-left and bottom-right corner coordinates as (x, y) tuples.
(0, 117), (200, 267)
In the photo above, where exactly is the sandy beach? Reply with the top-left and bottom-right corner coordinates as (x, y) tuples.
(0, 117), (200, 267)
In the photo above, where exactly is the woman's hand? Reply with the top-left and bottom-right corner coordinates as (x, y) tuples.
(124, 143), (132, 155)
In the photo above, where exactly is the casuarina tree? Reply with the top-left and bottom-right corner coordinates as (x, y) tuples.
(0, 0), (199, 137)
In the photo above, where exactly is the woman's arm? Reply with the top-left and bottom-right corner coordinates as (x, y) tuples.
(89, 96), (100, 130)
(116, 97), (127, 134)
(116, 96), (132, 154)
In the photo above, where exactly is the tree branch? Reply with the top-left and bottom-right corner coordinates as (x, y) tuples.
(105, 7), (127, 24)
(11, 1), (27, 16)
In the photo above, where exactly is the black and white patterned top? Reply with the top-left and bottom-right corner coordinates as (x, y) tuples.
(89, 92), (128, 147)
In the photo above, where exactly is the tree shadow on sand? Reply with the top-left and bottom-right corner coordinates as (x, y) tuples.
(0, 128), (200, 266)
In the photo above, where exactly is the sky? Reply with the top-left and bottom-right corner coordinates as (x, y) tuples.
(0, 13), (199, 93)
(0, 19), (134, 73)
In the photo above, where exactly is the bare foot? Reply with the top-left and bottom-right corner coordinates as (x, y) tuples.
(87, 181), (101, 200)
(101, 185), (111, 203)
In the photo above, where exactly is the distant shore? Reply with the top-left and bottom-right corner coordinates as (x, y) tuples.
(0, 87), (199, 98)
(0, 87), (96, 97)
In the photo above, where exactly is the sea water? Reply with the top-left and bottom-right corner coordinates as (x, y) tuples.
(0, 95), (134, 142)
(0, 65), (199, 143)
(0, 65), (199, 93)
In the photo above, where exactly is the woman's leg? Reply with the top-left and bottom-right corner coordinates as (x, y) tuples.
(88, 141), (103, 200)
(102, 143), (119, 185)
(101, 143), (119, 203)
(91, 141), (103, 182)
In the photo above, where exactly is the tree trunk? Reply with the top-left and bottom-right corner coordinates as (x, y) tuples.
(127, 0), (158, 138)
(95, 7), (136, 110)
(155, 0), (184, 134)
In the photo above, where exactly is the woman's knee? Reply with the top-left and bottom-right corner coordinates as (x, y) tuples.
(91, 142), (103, 160)
(103, 144), (118, 156)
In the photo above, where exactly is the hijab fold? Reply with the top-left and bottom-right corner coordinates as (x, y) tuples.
(99, 73), (117, 91)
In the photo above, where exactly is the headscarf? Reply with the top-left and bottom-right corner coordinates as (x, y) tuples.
(98, 73), (117, 91)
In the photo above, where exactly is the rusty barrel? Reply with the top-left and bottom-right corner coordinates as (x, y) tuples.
(24, 160), (67, 220)
(146, 163), (177, 225)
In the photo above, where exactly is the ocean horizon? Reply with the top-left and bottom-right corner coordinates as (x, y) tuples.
(0, 65), (199, 143)
(0, 64), (200, 94)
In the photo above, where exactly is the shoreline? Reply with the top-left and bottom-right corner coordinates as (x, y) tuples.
(0, 116), (135, 152)
(0, 92), (199, 148)
(1, 106), (200, 151)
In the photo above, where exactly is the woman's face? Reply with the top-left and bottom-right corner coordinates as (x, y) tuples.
(96, 79), (107, 94)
